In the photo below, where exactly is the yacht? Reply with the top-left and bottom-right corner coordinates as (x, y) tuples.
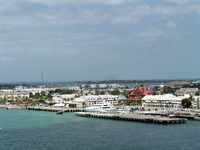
(85, 102), (115, 112)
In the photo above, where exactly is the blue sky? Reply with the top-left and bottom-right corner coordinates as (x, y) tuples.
(0, 0), (200, 82)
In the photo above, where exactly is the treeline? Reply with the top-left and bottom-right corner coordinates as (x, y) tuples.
(49, 89), (76, 95)
(29, 91), (52, 100)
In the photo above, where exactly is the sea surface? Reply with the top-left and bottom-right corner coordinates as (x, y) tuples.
(0, 109), (200, 150)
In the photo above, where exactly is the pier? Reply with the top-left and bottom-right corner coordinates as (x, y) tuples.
(76, 112), (187, 125)
(27, 106), (85, 113)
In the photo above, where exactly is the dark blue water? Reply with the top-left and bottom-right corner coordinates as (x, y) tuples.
(0, 109), (200, 150)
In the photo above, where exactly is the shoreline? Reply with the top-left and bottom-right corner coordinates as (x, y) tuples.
(75, 112), (187, 125)
(1, 104), (200, 125)
(0, 104), (25, 109)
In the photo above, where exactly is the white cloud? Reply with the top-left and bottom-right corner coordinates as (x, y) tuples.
(25, 0), (132, 5)
(37, 4), (198, 26)
(164, 0), (190, 4)
(1, 0), (200, 28)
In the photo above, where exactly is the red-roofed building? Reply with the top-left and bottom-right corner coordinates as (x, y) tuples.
(128, 87), (151, 102)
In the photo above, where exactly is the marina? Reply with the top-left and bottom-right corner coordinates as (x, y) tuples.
(1, 109), (200, 150)
(26, 106), (85, 113)
(76, 112), (186, 125)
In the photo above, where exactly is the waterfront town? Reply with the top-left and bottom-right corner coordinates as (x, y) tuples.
(1, 80), (200, 124)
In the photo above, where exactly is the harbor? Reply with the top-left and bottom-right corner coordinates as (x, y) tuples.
(1, 109), (200, 150)
(75, 112), (186, 125)
(2, 80), (200, 126)
(2, 104), (199, 125)
(26, 106), (85, 113)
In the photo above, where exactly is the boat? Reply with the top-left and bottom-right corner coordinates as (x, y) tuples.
(85, 102), (116, 112)
(56, 110), (64, 115)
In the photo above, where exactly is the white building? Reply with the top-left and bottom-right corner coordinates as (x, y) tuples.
(60, 94), (76, 100)
(90, 84), (97, 89)
(0, 93), (29, 101)
(175, 88), (199, 96)
(192, 96), (200, 109)
(67, 86), (80, 91)
(69, 98), (86, 108)
(98, 84), (108, 89)
(80, 95), (124, 107)
(54, 103), (65, 107)
(0, 87), (57, 102)
(0, 89), (30, 101)
(52, 96), (64, 104)
(142, 94), (185, 111)
(52, 94), (77, 106)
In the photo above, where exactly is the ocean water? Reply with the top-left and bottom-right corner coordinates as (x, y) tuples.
(0, 109), (200, 150)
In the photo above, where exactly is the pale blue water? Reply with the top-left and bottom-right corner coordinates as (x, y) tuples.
(0, 109), (200, 150)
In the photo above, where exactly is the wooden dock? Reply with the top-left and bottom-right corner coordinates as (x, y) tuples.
(27, 106), (84, 113)
(76, 112), (187, 125)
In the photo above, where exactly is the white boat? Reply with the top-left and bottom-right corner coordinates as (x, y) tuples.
(85, 102), (115, 112)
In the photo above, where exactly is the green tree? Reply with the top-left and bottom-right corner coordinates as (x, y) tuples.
(195, 91), (200, 96)
(47, 93), (52, 100)
(95, 89), (100, 95)
(40, 91), (46, 96)
(54, 89), (75, 94)
(110, 89), (120, 95)
(35, 93), (40, 99)
(29, 92), (34, 98)
(161, 86), (175, 94)
(99, 91), (105, 95)
(182, 97), (192, 108)
(39, 99), (46, 104)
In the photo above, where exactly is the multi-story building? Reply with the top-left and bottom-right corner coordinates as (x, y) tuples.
(192, 96), (200, 109)
(0, 87), (55, 101)
(175, 88), (199, 96)
(80, 95), (126, 106)
(128, 87), (151, 102)
(142, 94), (185, 111)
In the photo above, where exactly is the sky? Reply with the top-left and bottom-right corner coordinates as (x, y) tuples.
(0, 0), (200, 82)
